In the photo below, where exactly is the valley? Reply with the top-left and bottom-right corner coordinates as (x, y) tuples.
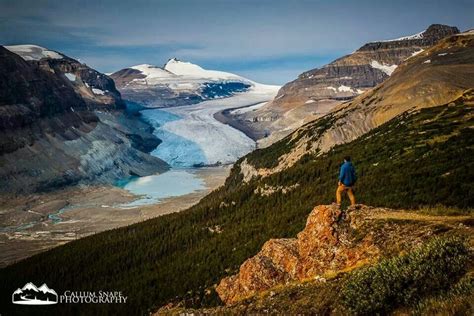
(0, 51), (278, 267)
(0, 166), (230, 267)
(0, 8), (473, 315)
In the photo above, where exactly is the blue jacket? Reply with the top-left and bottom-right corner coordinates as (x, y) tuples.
(339, 161), (357, 186)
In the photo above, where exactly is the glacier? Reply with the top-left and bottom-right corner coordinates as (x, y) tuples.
(160, 84), (279, 166)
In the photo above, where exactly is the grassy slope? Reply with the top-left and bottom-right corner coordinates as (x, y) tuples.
(0, 94), (473, 315)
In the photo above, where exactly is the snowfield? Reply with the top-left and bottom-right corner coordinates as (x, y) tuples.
(164, 58), (243, 80)
(5, 44), (63, 61)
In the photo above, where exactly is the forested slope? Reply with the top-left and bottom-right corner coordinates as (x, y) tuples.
(1, 89), (472, 315)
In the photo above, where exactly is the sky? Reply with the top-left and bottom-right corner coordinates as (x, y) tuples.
(1, 0), (473, 84)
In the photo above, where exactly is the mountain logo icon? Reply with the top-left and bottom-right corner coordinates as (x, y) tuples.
(12, 282), (58, 305)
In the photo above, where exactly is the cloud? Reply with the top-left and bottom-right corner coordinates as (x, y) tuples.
(1, 0), (473, 84)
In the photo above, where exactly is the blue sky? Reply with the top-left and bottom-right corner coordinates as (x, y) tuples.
(1, 0), (473, 84)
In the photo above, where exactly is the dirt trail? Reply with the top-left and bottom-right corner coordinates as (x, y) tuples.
(368, 210), (472, 223)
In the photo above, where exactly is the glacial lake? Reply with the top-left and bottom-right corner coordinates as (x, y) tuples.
(116, 169), (205, 208)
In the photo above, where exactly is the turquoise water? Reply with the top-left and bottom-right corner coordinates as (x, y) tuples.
(117, 169), (205, 208)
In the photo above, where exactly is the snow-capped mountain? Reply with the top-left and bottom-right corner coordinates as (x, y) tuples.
(111, 58), (270, 107)
(0, 45), (168, 194)
(230, 24), (460, 148)
(5, 44), (124, 110)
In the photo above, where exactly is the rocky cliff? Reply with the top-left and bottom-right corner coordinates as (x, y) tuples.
(156, 203), (472, 314)
(5, 45), (124, 110)
(216, 204), (427, 305)
(233, 24), (459, 146)
(0, 45), (168, 193)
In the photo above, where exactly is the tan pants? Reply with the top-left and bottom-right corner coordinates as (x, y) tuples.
(336, 184), (356, 206)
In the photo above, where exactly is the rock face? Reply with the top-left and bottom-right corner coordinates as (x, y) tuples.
(234, 24), (459, 147)
(272, 24), (459, 107)
(0, 45), (168, 193)
(217, 204), (381, 305)
(4, 45), (124, 110)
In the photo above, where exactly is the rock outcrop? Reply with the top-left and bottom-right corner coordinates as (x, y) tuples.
(217, 204), (382, 305)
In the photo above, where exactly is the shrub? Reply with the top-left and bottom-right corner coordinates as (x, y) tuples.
(341, 236), (469, 315)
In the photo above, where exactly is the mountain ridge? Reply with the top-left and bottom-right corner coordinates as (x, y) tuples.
(229, 24), (460, 147)
(241, 30), (473, 177)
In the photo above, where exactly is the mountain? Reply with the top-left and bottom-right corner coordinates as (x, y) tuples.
(230, 24), (460, 146)
(5, 45), (124, 110)
(110, 58), (274, 107)
(241, 29), (474, 175)
(0, 30), (472, 315)
(0, 45), (168, 193)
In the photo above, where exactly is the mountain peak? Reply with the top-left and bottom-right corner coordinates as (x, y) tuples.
(423, 24), (460, 38)
(164, 57), (192, 69)
(374, 24), (459, 43)
(166, 57), (181, 63)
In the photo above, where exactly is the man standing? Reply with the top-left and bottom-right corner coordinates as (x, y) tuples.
(336, 156), (357, 206)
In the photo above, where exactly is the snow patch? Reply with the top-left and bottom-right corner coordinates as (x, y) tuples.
(411, 49), (424, 57)
(92, 88), (105, 95)
(5, 44), (63, 61)
(437, 53), (448, 56)
(370, 60), (397, 76)
(65, 73), (76, 82)
(423, 59), (431, 64)
(305, 99), (316, 104)
(377, 30), (425, 42)
(326, 86), (337, 92)
(337, 85), (354, 92)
